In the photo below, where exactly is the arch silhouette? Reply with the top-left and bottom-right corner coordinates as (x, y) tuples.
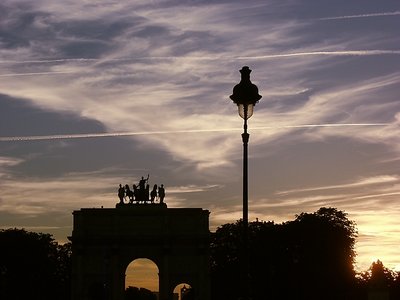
(70, 205), (210, 300)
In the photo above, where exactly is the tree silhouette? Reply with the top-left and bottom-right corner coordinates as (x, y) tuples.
(0, 228), (71, 300)
(364, 260), (394, 289)
(125, 286), (157, 300)
(391, 271), (400, 299)
(210, 207), (358, 300)
(55, 242), (72, 299)
(358, 260), (398, 299)
(287, 207), (357, 299)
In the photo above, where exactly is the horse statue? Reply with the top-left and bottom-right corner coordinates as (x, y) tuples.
(125, 184), (134, 203)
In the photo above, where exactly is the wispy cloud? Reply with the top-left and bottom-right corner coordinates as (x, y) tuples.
(0, 156), (23, 167)
(277, 175), (399, 195)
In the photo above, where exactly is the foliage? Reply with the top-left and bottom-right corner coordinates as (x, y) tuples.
(356, 260), (400, 299)
(125, 286), (157, 300)
(55, 242), (72, 297)
(290, 207), (357, 287)
(0, 228), (71, 300)
(360, 260), (395, 288)
(210, 207), (358, 300)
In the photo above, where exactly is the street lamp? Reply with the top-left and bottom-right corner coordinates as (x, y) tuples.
(230, 66), (262, 300)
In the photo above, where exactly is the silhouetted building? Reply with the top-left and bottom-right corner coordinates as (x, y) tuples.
(70, 204), (210, 300)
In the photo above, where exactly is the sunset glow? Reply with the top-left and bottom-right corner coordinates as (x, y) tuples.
(125, 259), (159, 292)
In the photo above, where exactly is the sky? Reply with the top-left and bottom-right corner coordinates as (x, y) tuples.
(0, 0), (400, 273)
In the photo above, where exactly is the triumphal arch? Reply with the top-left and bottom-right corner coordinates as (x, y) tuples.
(70, 201), (210, 300)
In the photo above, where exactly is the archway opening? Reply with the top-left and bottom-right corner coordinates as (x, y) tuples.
(125, 258), (159, 298)
(173, 283), (193, 300)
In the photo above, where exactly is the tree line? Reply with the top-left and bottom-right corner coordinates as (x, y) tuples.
(1, 207), (399, 299)
(210, 207), (400, 299)
(0, 228), (71, 300)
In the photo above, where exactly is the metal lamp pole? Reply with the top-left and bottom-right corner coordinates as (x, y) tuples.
(230, 66), (262, 300)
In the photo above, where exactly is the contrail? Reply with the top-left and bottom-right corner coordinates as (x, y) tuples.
(1, 50), (399, 67)
(237, 50), (400, 60)
(319, 11), (400, 20)
(0, 58), (98, 64)
(2, 129), (238, 141)
(0, 123), (389, 142)
(0, 71), (75, 77)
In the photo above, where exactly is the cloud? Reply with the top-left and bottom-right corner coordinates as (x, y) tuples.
(0, 173), (116, 214)
(0, 0), (398, 178)
(0, 157), (24, 180)
(276, 175), (399, 195)
(0, 156), (23, 167)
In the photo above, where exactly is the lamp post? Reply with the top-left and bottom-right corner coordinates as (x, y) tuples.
(230, 66), (262, 300)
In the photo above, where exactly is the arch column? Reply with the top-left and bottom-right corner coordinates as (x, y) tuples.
(159, 256), (171, 300)
(110, 252), (125, 300)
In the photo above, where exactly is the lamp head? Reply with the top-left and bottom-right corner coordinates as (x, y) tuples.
(230, 66), (262, 119)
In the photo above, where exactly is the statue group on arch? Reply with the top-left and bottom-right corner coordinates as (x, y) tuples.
(117, 175), (165, 205)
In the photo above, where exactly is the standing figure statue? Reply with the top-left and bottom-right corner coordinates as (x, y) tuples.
(138, 175), (149, 190)
(135, 175), (150, 203)
(150, 184), (158, 203)
(137, 175), (149, 203)
(158, 184), (165, 204)
(118, 184), (125, 204)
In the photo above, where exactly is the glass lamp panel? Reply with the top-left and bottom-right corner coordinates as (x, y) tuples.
(238, 103), (254, 120)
